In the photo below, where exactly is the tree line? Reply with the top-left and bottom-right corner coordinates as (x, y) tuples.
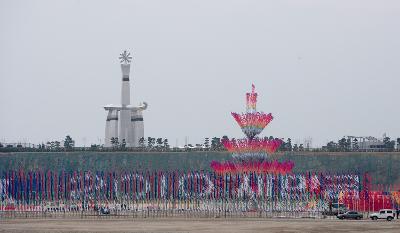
(1, 135), (400, 153)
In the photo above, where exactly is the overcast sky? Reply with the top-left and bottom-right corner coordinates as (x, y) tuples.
(1, 0), (399, 147)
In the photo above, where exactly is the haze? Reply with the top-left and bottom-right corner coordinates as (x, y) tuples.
(1, 0), (399, 147)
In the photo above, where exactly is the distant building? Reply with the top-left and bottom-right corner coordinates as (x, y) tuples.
(357, 139), (385, 151)
(347, 136), (386, 151)
(0, 142), (36, 148)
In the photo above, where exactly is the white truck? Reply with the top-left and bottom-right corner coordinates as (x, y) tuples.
(370, 209), (395, 221)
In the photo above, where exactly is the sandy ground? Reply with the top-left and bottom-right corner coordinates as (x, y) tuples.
(1, 218), (399, 233)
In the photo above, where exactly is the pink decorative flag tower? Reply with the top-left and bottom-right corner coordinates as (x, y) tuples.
(211, 85), (294, 174)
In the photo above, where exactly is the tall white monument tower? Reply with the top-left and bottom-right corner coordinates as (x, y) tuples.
(104, 50), (148, 147)
(119, 52), (132, 145)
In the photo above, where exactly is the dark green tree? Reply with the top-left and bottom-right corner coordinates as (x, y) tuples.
(352, 138), (359, 151)
(139, 137), (145, 150)
(211, 137), (221, 151)
(326, 141), (338, 152)
(110, 137), (114, 147)
(338, 137), (347, 151)
(147, 137), (152, 149)
(293, 144), (298, 151)
(111, 137), (119, 149)
(147, 137), (155, 150)
(277, 138), (286, 151)
(286, 138), (292, 151)
(163, 139), (169, 151)
(54, 141), (60, 150)
(156, 138), (163, 150)
(383, 137), (395, 152)
(46, 141), (51, 150)
(299, 144), (304, 151)
(90, 144), (100, 150)
(63, 135), (74, 150)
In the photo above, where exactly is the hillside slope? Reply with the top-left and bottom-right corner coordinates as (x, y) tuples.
(1, 151), (399, 185)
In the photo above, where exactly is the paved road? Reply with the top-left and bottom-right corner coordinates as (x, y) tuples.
(1, 218), (399, 233)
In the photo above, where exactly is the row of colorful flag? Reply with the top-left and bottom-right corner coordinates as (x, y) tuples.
(0, 170), (362, 204)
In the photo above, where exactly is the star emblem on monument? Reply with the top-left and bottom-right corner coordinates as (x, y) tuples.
(119, 50), (132, 64)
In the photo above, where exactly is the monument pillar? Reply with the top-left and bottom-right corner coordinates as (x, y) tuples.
(109, 110), (119, 143)
(104, 110), (112, 147)
(119, 51), (133, 145)
(131, 110), (145, 147)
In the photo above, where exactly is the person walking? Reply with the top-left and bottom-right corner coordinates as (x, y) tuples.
(396, 208), (399, 219)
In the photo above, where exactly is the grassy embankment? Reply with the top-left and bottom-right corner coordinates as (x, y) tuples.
(0, 151), (399, 185)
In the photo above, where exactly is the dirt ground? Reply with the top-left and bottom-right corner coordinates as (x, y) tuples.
(1, 218), (399, 233)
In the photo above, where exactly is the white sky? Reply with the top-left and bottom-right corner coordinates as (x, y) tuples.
(0, 0), (399, 147)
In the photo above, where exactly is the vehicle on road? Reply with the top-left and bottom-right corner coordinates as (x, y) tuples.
(370, 209), (395, 221)
(100, 206), (110, 215)
(337, 211), (363, 220)
(323, 202), (347, 216)
(68, 204), (79, 211)
(45, 202), (64, 212)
